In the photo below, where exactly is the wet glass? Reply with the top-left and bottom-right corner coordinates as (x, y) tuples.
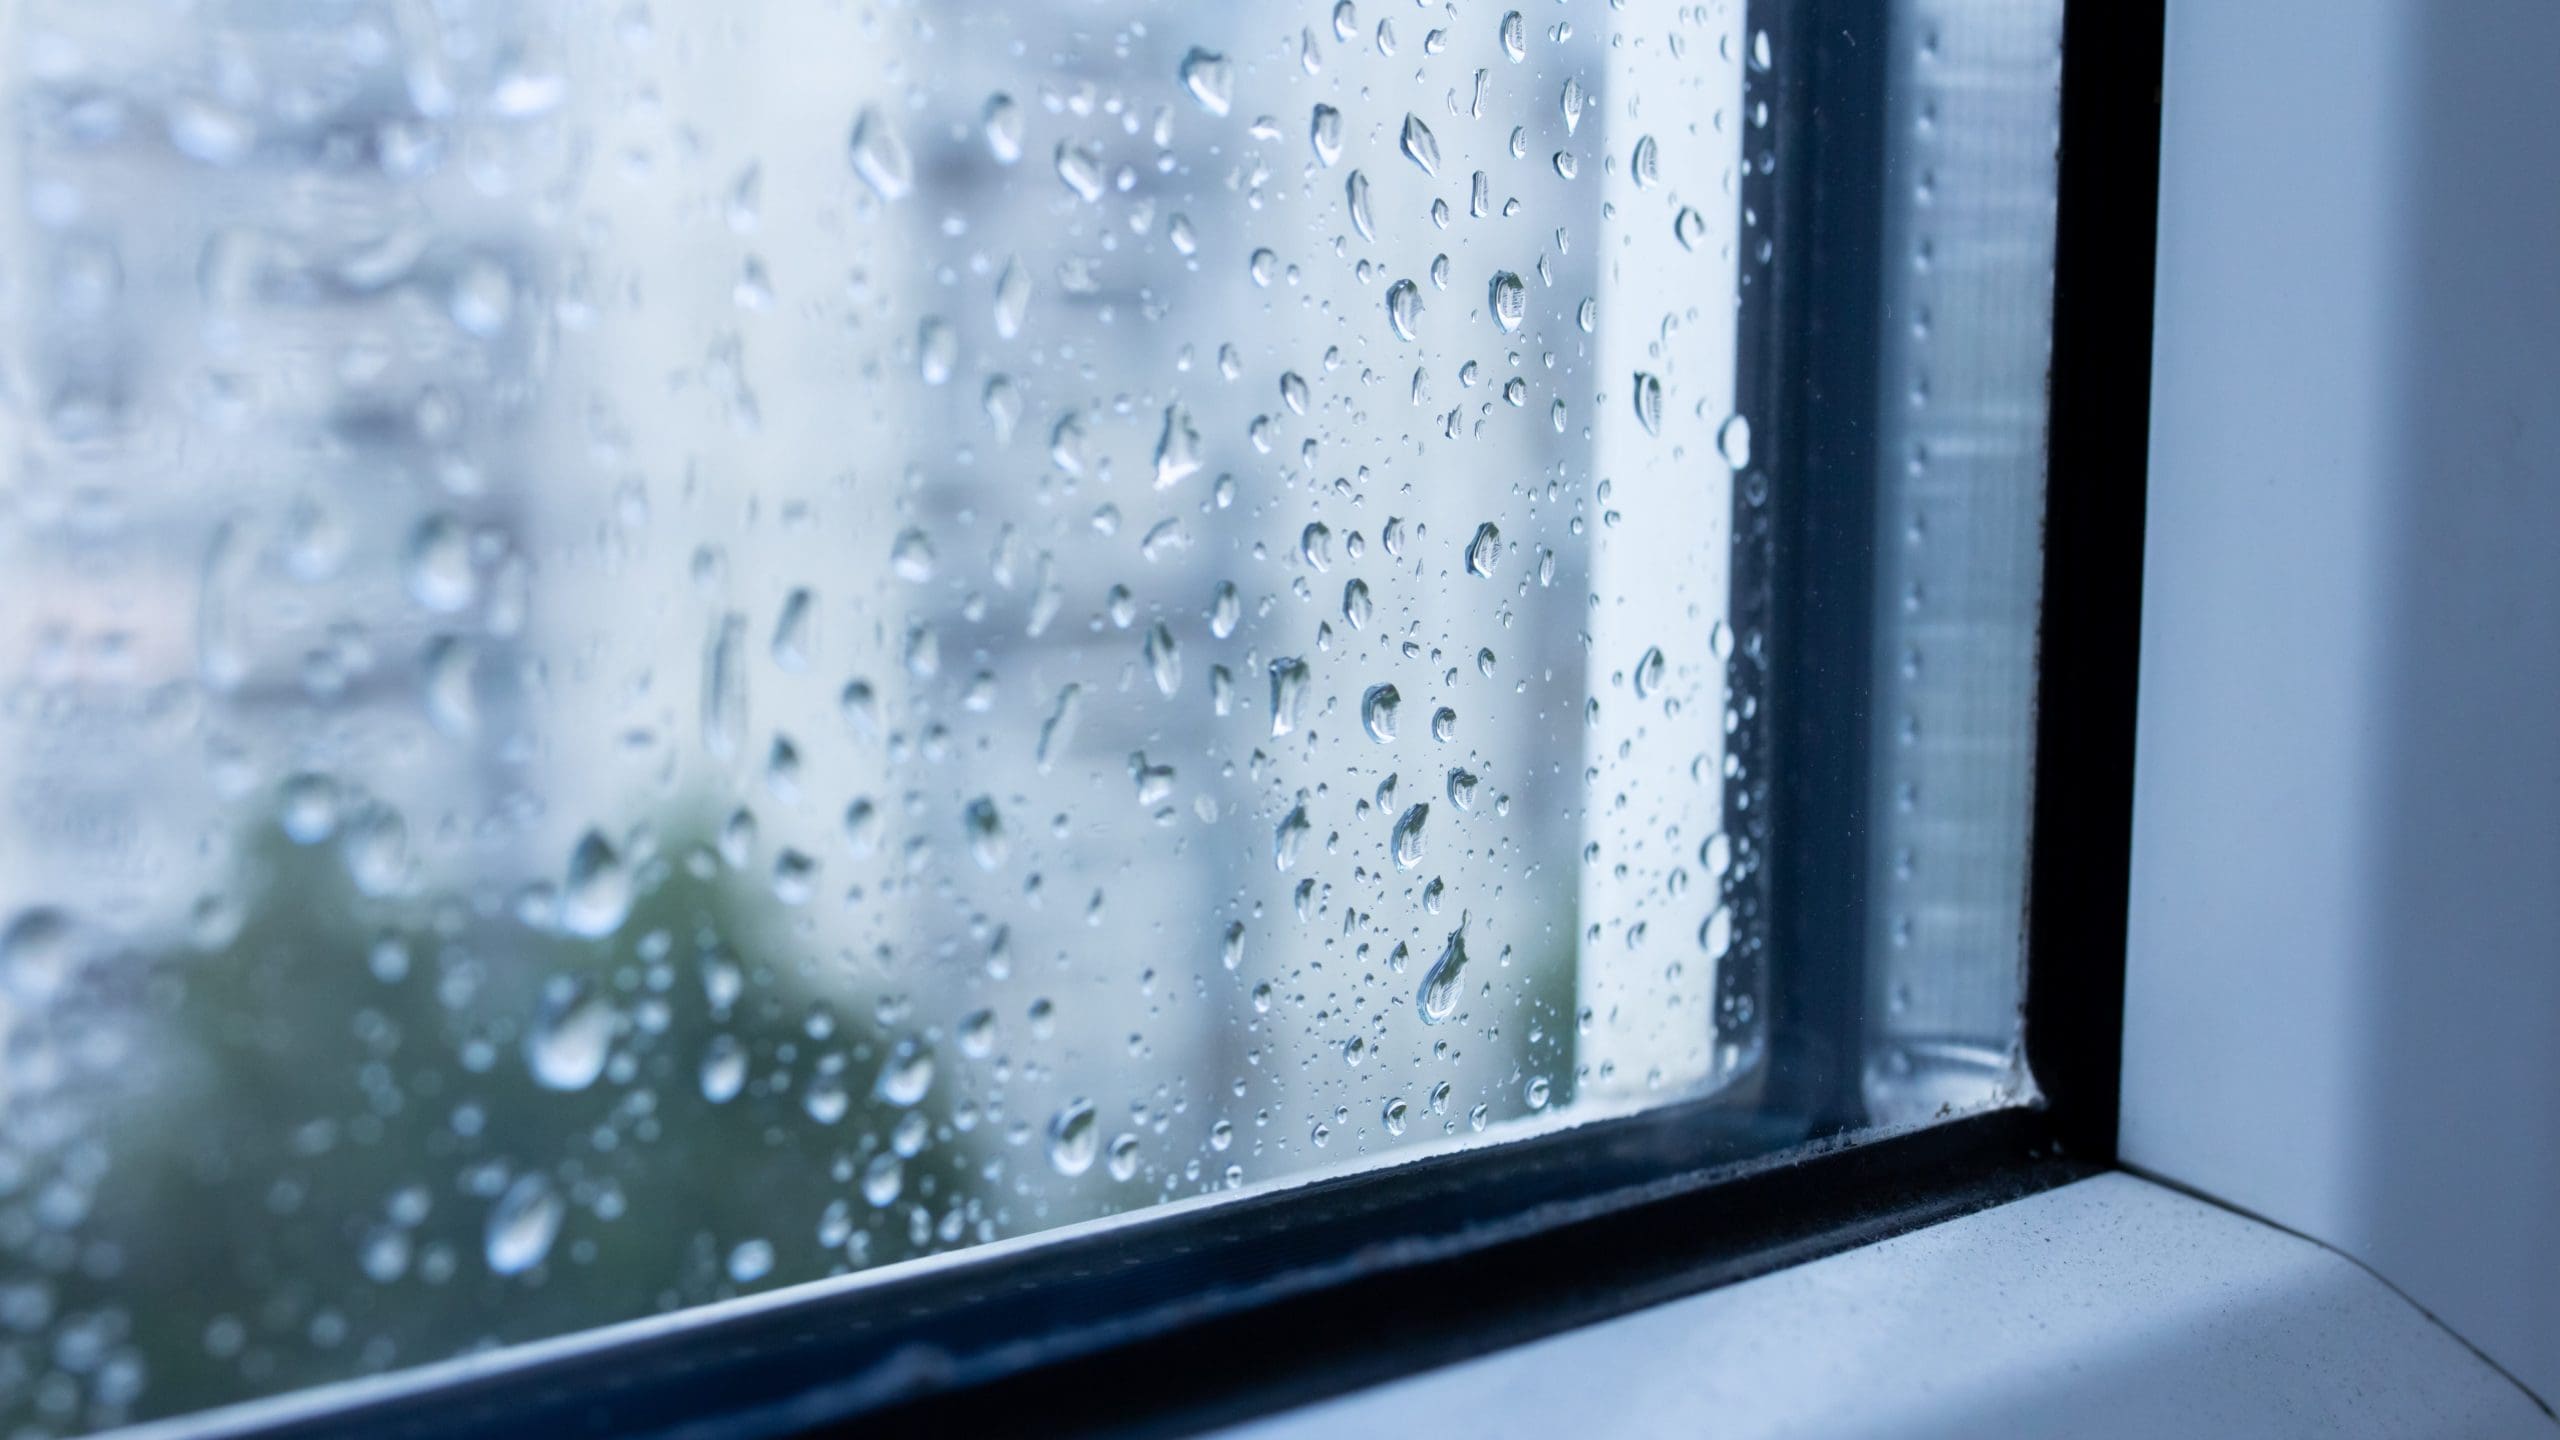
(0, 1), (2056, 1433)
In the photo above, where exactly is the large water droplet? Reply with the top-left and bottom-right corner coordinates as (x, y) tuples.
(983, 93), (1024, 164)
(701, 1034), (748, 1103)
(1179, 48), (1235, 116)
(727, 1239), (775, 1285)
(1153, 403), (1203, 488)
(1056, 141), (1106, 202)
(1048, 1098), (1101, 1176)
(1630, 134), (1661, 189)
(1500, 10), (1527, 62)
(485, 1173), (564, 1276)
(405, 515), (475, 613)
(1362, 684), (1402, 743)
(1274, 805), (1312, 871)
(993, 257), (1032, 339)
(1488, 271), (1526, 333)
(1417, 915), (1471, 1024)
(964, 796), (1009, 871)
(1391, 803), (1429, 868)
(1386, 279), (1422, 340)
(1145, 621), (1183, 696)
(1268, 657), (1311, 736)
(1347, 170), (1376, 241)
(703, 614), (749, 763)
(1466, 522), (1502, 577)
(875, 1040), (935, 1107)
(1674, 206), (1709, 251)
(1311, 104), (1344, 167)
(561, 830), (632, 939)
(1400, 113), (1441, 176)
(1634, 646), (1667, 699)
(848, 107), (913, 200)
(1718, 413), (1754, 470)
(771, 588), (815, 671)
(1341, 579), (1373, 630)
(525, 977), (617, 1091)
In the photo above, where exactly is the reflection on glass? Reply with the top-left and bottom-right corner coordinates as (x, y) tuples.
(0, 1), (1790, 1431)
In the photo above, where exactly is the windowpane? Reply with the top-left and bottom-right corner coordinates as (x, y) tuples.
(0, 1), (2058, 1432)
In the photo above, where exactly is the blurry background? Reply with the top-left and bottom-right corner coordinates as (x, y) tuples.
(0, 1), (1756, 1432)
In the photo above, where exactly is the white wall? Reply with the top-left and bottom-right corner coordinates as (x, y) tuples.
(2125, 0), (2560, 1406)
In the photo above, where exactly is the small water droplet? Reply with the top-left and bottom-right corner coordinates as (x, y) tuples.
(1633, 372), (1665, 436)
(1674, 206), (1708, 250)
(1634, 646), (1667, 699)
(1154, 403), (1204, 488)
(561, 830), (632, 939)
(983, 93), (1024, 164)
(1056, 141), (1107, 202)
(964, 797), (1009, 871)
(1718, 413), (1754, 470)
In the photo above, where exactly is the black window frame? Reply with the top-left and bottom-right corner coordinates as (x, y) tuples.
(214, 4), (2163, 1436)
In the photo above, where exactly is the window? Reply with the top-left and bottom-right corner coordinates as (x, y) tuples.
(0, 1), (2153, 1435)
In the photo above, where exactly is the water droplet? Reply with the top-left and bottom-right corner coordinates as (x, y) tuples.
(917, 317), (957, 385)
(525, 977), (616, 1092)
(1222, 921), (1247, 971)
(1154, 403), (1203, 488)
(862, 1153), (904, 1208)
(1634, 646), (1667, 699)
(1399, 114), (1441, 176)
(561, 830), (632, 939)
(1211, 582), (1243, 638)
(771, 588), (815, 671)
(1347, 170), (1376, 241)
(1055, 141), (1107, 202)
(485, 1174), (564, 1277)
(404, 515), (476, 614)
(1466, 522), (1502, 577)
(1391, 804), (1429, 868)
(1386, 279), (1422, 340)
(848, 107), (913, 200)
(1049, 1099), (1101, 1176)
(1526, 1076), (1552, 1110)
(1432, 707), (1458, 743)
(1633, 372), (1664, 436)
(1674, 206), (1708, 250)
(983, 93), (1024, 164)
(804, 1074), (851, 1126)
(1488, 271), (1526, 333)
(993, 258), (1032, 339)
(1561, 77), (1587, 135)
(1416, 914), (1471, 1024)
(1718, 413), (1754, 470)
(1500, 11), (1527, 62)
(875, 1040), (935, 1107)
(1631, 134), (1661, 189)
(1311, 104), (1344, 167)
(1383, 1098), (1410, 1136)
(1037, 683), (1085, 771)
(1145, 621), (1183, 696)
(727, 1239), (775, 1284)
(1268, 657), (1311, 736)
(1108, 1134), (1143, 1182)
(701, 1035), (748, 1103)
(1361, 684), (1401, 743)
(1448, 769), (1479, 810)
(1280, 370), (1311, 416)
(703, 614), (749, 763)
(1179, 48), (1235, 117)
(1273, 805), (1312, 870)
(964, 797), (1009, 871)
(1341, 579), (1374, 630)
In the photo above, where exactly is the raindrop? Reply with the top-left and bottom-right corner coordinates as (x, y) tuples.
(1631, 134), (1661, 189)
(1274, 805), (1312, 871)
(1154, 404), (1204, 488)
(1362, 684), (1401, 743)
(771, 588), (814, 671)
(1222, 922), (1247, 971)
(727, 1240), (774, 1284)
(525, 978), (616, 1091)
(1634, 646), (1667, 699)
(848, 107), (913, 200)
(1561, 78), (1586, 135)
(1280, 370), (1311, 415)
(405, 516), (475, 613)
(983, 93), (1024, 164)
(1399, 114), (1441, 176)
(279, 774), (341, 844)
(1268, 657), (1311, 736)
(1056, 142), (1107, 202)
(1108, 1134), (1143, 1182)
(863, 1153), (904, 1207)
(1718, 413), (1754, 470)
(1211, 582), (1243, 638)
(1391, 803), (1429, 868)
(1311, 104), (1344, 166)
(993, 258), (1032, 339)
(561, 830), (632, 939)
(1386, 279), (1422, 340)
(1049, 1099), (1101, 1176)
(1500, 11), (1527, 62)
(1466, 522), (1502, 577)
(1633, 372), (1665, 436)
(1341, 579), (1373, 630)
(1416, 914), (1471, 1024)
(1347, 170), (1376, 241)
(875, 1040), (935, 1107)
(1179, 48), (1235, 117)
(485, 1174), (564, 1276)
(917, 317), (957, 385)
(1145, 621), (1183, 695)
(1383, 1098), (1410, 1136)
(1674, 206), (1708, 250)
(703, 614), (749, 763)
(700, 1035), (747, 1103)
(964, 797), (1009, 871)
(1037, 684), (1085, 770)
(1488, 271), (1526, 333)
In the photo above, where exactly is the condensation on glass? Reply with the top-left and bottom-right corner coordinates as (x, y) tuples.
(0, 1), (2052, 1433)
